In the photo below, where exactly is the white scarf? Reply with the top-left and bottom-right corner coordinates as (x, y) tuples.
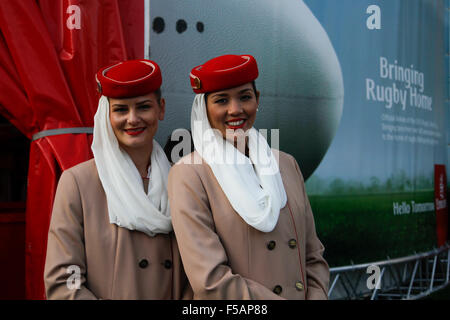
(91, 96), (172, 237)
(191, 94), (287, 232)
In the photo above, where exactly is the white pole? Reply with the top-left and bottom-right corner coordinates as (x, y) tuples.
(144, 0), (150, 59)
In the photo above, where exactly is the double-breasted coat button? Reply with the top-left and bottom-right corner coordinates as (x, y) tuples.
(267, 240), (276, 250)
(139, 259), (149, 269)
(164, 259), (172, 269)
(288, 239), (297, 249)
(295, 281), (304, 291)
(273, 285), (283, 295)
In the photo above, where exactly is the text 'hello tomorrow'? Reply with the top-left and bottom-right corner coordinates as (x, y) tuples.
(366, 57), (432, 111)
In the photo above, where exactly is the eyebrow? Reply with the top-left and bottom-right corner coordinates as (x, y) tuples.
(210, 93), (228, 99)
(111, 100), (153, 108)
(210, 88), (253, 99)
(238, 88), (253, 94)
(136, 99), (152, 105)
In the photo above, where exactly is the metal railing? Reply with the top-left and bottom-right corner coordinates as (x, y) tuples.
(328, 242), (450, 300)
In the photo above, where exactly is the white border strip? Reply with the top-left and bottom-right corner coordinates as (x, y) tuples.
(144, 0), (150, 59)
(32, 127), (94, 141)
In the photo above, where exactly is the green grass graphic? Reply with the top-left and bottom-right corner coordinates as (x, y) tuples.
(310, 191), (437, 267)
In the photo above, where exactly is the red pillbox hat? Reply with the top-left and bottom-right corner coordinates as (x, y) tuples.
(96, 59), (162, 98)
(189, 54), (258, 94)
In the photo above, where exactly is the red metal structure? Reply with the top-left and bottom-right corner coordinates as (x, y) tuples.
(0, 0), (144, 299)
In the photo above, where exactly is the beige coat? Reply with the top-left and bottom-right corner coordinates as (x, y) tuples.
(44, 159), (192, 300)
(168, 150), (329, 300)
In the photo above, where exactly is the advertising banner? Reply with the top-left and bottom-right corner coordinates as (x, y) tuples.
(302, 0), (448, 266)
(149, 0), (448, 266)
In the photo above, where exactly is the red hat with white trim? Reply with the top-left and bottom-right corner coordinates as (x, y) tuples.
(189, 54), (259, 94)
(96, 59), (162, 98)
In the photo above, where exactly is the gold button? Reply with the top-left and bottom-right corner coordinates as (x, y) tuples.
(139, 259), (149, 269)
(163, 259), (172, 269)
(288, 239), (297, 249)
(295, 281), (304, 291)
(193, 77), (201, 89)
(273, 285), (282, 295)
(267, 240), (276, 250)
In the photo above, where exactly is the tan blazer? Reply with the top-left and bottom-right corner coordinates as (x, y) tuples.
(44, 159), (192, 300)
(168, 150), (329, 300)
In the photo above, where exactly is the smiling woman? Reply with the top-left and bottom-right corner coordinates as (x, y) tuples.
(44, 59), (192, 300)
(168, 54), (329, 300)
(205, 83), (259, 148)
(109, 93), (165, 180)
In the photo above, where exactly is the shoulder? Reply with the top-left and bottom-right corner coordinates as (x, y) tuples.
(65, 158), (97, 177)
(273, 149), (305, 181)
(272, 149), (296, 169)
(57, 158), (99, 193)
(169, 151), (210, 179)
(52, 162), (97, 215)
(52, 159), (104, 220)
(62, 158), (98, 183)
(272, 149), (294, 163)
(168, 151), (216, 198)
(173, 150), (204, 166)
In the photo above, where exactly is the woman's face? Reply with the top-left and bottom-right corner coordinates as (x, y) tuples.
(205, 82), (259, 144)
(109, 92), (165, 154)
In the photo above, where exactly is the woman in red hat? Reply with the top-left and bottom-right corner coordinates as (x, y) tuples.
(44, 60), (191, 299)
(168, 54), (329, 299)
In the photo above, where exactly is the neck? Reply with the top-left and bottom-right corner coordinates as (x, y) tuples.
(122, 142), (153, 177)
(233, 136), (249, 157)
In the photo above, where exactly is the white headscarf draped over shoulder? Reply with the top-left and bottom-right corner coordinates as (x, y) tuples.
(190, 94), (287, 233)
(91, 96), (172, 237)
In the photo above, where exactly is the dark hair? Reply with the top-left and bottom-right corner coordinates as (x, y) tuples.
(153, 88), (162, 105)
(204, 81), (257, 103)
(163, 129), (194, 163)
(250, 81), (257, 96)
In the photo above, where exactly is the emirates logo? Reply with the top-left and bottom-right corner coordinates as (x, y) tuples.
(193, 77), (201, 90)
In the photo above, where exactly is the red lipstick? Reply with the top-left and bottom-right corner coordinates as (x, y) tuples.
(124, 127), (146, 136)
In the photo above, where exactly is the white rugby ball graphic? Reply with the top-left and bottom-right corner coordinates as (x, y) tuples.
(150, 0), (344, 179)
